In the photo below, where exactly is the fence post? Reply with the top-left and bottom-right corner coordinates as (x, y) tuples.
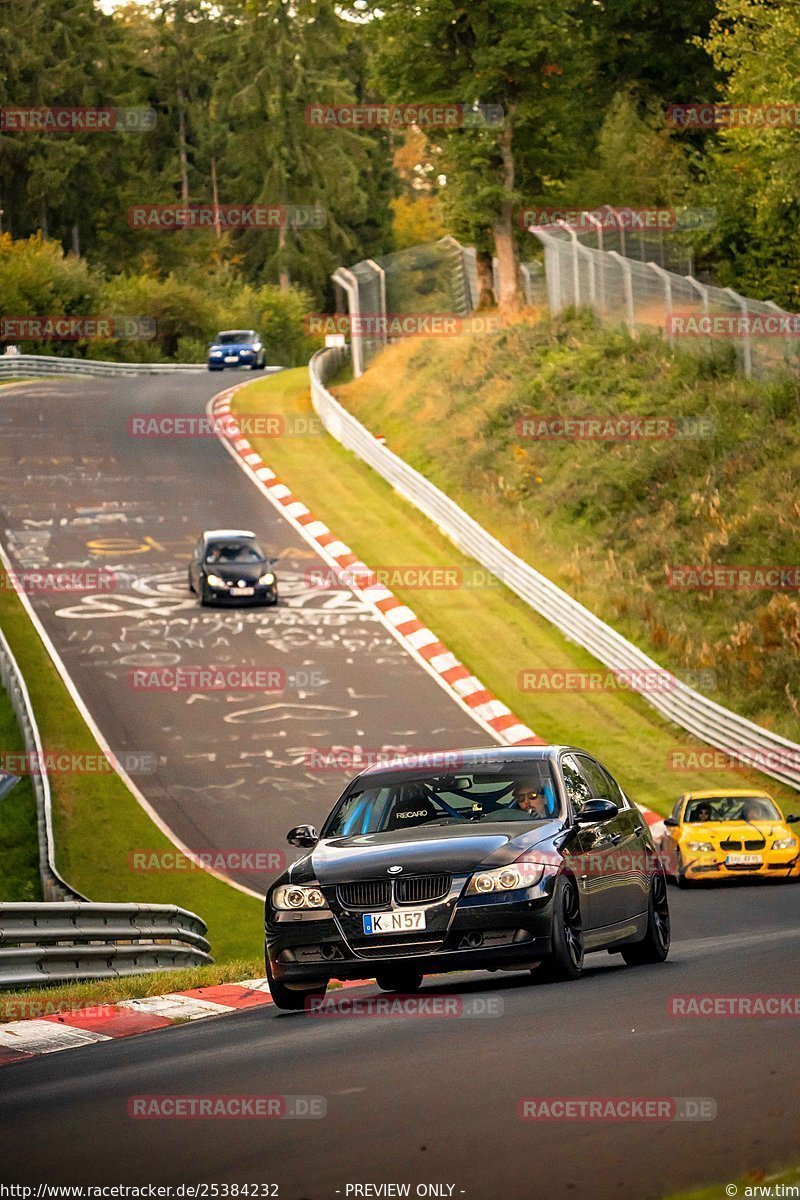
(647, 262), (675, 347)
(762, 300), (794, 373)
(722, 286), (752, 379)
(331, 266), (363, 378)
(586, 212), (605, 310)
(365, 259), (387, 347)
(555, 221), (581, 307)
(607, 251), (635, 332)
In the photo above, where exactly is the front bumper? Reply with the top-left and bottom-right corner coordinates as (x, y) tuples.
(203, 583), (277, 605)
(683, 851), (799, 880)
(266, 881), (558, 985)
(208, 353), (257, 369)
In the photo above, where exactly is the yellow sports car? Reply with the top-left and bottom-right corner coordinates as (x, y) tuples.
(658, 789), (800, 886)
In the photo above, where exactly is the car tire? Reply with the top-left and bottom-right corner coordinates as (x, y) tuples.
(199, 585), (210, 607)
(535, 875), (583, 982)
(208, 366), (222, 372)
(265, 959), (327, 1012)
(187, 570), (195, 594)
(621, 869), (671, 966)
(375, 969), (423, 994)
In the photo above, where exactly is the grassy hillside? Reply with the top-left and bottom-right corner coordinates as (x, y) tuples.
(233, 370), (798, 816)
(335, 313), (800, 746)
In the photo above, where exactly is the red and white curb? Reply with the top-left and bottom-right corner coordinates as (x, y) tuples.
(0, 977), (403, 1067)
(0, 979), (277, 1066)
(210, 384), (540, 748)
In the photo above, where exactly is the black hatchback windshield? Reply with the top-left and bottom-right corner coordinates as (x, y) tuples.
(323, 764), (561, 837)
(205, 540), (265, 564)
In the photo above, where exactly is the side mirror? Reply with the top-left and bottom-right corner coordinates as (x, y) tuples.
(287, 824), (318, 848)
(574, 798), (618, 824)
(663, 816), (679, 828)
(787, 813), (799, 824)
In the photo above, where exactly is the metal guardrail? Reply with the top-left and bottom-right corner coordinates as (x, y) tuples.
(0, 903), (211, 989)
(309, 346), (800, 793)
(0, 355), (205, 378)
(0, 628), (215, 985)
(0, 629), (82, 901)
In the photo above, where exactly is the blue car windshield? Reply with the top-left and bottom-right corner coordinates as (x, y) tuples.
(323, 766), (562, 837)
(217, 331), (254, 345)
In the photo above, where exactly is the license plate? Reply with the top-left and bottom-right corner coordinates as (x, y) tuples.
(726, 853), (762, 866)
(224, 355), (238, 363)
(363, 910), (426, 935)
(235, 586), (254, 596)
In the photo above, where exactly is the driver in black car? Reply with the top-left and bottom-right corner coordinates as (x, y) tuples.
(513, 782), (550, 818)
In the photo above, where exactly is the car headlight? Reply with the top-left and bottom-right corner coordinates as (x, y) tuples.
(206, 573), (226, 588)
(772, 837), (798, 851)
(272, 883), (329, 911)
(211, 350), (223, 357)
(465, 861), (544, 896)
(258, 572), (275, 585)
(686, 841), (715, 852)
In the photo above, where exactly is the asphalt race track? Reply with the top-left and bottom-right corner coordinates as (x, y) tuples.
(1, 374), (799, 1198)
(1, 887), (799, 1197)
(0, 374), (488, 892)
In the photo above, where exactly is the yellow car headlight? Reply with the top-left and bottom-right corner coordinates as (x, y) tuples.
(686, 841), (715, 852)
(772, 837), (798, 851)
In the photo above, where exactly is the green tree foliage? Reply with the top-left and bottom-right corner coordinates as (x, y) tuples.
(692, 0), (800, 309)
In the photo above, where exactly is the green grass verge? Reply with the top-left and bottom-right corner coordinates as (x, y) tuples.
(232, 370), (798, 817)
(0, 960), (264, 1020)
(663, 1164), (800, 1199)
(335, 314), (800, 745)
(0, 685), (42, 900)
(0, 583), (263, 961)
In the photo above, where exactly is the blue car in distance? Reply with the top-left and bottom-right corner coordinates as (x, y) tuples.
(207, 329), (266, 371)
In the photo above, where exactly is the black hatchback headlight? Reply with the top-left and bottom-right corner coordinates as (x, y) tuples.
(465, 862), (545, 896)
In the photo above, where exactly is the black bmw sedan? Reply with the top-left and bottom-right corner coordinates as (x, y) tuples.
(188, 529), (278, 606)
(264, 745), (670, 1009)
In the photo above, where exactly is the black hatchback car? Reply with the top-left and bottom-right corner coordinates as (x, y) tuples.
(264, 745), (670, 1009)
(188, 529), (278, 606)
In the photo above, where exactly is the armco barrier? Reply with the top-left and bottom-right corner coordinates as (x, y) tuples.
(0, 354), (204, 378)
(309, 346), (800, 793)
(0, 629), (82, 901)
(0, 903), (211, 989)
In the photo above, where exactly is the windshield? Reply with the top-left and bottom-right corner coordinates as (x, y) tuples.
(217, 331), (255, 345)
(323, 765), (561, 837)
(685, 795), (781, 823)
(205, 541), (265, 564)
